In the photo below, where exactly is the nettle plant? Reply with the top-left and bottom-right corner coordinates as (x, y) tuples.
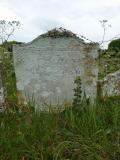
(72, 76), (82, 107)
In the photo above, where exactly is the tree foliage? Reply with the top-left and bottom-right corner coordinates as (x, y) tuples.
(108, 38), (120, 52)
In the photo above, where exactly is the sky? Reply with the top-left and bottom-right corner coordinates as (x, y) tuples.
(0, 0), (120, 47)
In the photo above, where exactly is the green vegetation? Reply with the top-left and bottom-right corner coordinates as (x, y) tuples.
(0, 96), (120, 160)
(72, 76), (82, 107)
(99, 38), (120, 79)
(0, 41), (24, 52)
(99, 46), (120, 79)
(0, 47), (18, 107)
(108, 38), (120, 52)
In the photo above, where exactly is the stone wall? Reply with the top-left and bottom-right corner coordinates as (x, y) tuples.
(100, 70), (120, 97)
(13, 37), (99, 107)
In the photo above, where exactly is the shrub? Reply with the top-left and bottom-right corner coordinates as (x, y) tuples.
(108, 38), (120, 52)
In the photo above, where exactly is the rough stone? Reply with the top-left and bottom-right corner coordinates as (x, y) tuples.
(100, 70), (120, 96)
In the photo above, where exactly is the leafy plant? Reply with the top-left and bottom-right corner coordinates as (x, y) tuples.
(72, 76), (82, 108)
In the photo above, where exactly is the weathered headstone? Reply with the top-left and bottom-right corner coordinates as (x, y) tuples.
(13, 28), (99, 107)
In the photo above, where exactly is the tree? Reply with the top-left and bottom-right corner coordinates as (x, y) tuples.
(0, 20), (20, 45)
(108, 38), (120, 52)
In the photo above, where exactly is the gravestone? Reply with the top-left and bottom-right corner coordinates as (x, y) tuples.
(13, 28), (99, 107)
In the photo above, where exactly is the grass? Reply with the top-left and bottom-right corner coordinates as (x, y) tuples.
(0, 96), (120, 160)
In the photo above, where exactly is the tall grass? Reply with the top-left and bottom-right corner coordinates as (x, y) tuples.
(0, 96), (120, 160)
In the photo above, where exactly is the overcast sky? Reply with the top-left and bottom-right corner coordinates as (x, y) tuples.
(0, 0), (120, 47)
